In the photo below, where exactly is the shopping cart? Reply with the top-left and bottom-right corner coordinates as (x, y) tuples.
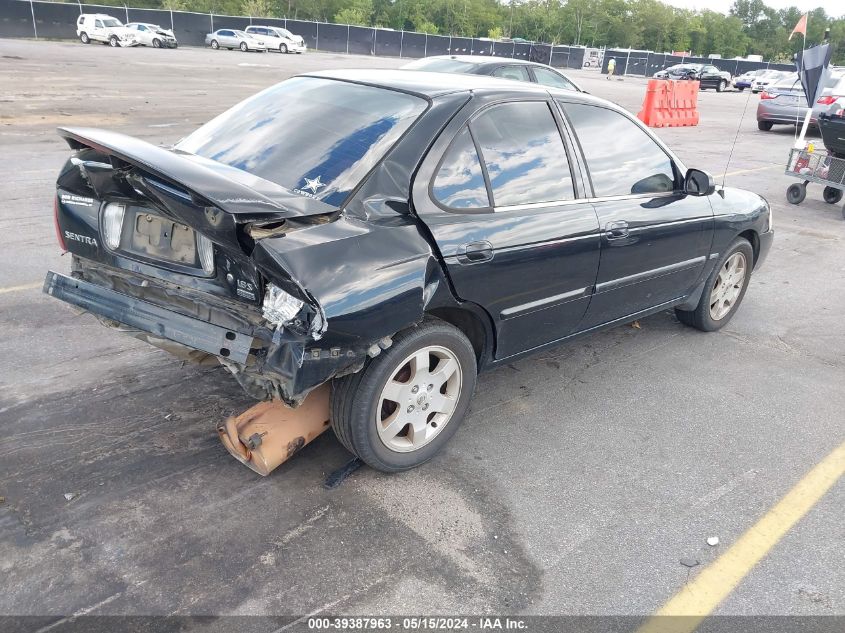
(784, 147), (845, 219)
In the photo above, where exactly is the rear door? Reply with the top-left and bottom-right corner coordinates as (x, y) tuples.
(412, 96), (601, 358)
(557, 99), (713, 330)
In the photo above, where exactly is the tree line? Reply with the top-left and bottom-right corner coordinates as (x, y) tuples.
(66, 0), (845, 64)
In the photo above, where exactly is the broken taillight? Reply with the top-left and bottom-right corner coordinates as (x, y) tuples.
(54, 195), (67, 251)
(816, 95), (841, 105)
(760, 91), (776, 100)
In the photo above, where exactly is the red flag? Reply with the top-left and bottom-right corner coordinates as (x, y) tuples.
(790, 14), (808, 40)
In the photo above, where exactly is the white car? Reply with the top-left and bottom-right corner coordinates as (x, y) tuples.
(752, 70), (788, 93)
(205, 29), (267, 52)
(76, 14), (139, 47)
(125, 22), (178, 48)
(244, 25), (306, 53)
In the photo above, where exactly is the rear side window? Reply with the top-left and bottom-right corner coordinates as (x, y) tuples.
(432, 127), (490, 210)
(491, 66), (530, 82)
(562, 102), (675, 197)
(471, 101), (574, 206)
(177, 77), (427, 207)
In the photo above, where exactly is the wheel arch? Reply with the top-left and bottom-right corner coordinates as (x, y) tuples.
(738, 229), (760, 266)
(425, 304), (495, 370)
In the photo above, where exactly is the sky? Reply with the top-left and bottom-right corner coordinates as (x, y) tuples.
(662, 0), (844, 17)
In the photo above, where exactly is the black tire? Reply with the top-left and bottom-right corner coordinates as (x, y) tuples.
(109, 35), (119, 47)
(240, 42), (248, 52)
(758, 120), (773, 131)
(786, 183), (806, 205)
(152, 38), (161, 48)
(279, 43), (288, 53)
(717, 80), (727, 93)
(675, 238), (754, 332)
(80, 32), (90, 44)
(738, 86), (745, 92)
(822, 186), (843, 204)
(210, 39), (219, 49)
(331, 318), (477, 472)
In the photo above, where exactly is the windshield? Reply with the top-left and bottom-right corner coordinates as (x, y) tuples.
(177, 77), (427, 207)
(102, 19), (122, 27)
(403, 58), (478, 73)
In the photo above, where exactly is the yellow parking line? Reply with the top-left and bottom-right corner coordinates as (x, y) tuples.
(638, 439), (845, 633)
(722, 164), (779, 177)
(0, 282), (42, 295)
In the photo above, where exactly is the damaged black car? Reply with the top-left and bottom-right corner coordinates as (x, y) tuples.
(45, 70), (773, 472)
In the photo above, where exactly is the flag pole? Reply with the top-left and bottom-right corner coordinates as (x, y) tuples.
(794, 22), (813, 148)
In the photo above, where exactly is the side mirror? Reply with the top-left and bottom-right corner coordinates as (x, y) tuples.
(684, 168), (715, 196)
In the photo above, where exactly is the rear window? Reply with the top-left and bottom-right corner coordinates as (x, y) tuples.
(177, 77), (427, 207)
(403, 58), (478, 73)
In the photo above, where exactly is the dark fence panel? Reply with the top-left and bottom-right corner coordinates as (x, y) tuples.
(513, 42), (532, 60)
(401, 31), (425, 58)
(0, 0), (35, 38)
(126, 8), (172, 29)
(530, 44), (551, 65)
(172, 11), (211, 47)
(472, 38), (493, 56)
(425, 34), (449, 56)
(448, 36), (471, 54)
(32, 1), (79, 39)
(213, 15), (250, 32)
(347, 25), (373, 55)
(568, 46), (585, 69)
(492, 40), (514, 58)
(316, 22), (347, 52)
(373, 28), (400, 57)
(286, 20), (316, 49)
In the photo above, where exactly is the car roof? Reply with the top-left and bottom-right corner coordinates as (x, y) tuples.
(302, 69), (605, 107)
(416, 55), (558, 70)
(82, 13), (120, 18)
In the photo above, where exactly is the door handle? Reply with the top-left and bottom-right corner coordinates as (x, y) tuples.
(605, 221), (629, 240)
(456, 241), (493, 264)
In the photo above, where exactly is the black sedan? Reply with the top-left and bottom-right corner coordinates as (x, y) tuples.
(46, 70), (772, 471)
(654, 63), (730, 91)
(402, 54), (583, 92)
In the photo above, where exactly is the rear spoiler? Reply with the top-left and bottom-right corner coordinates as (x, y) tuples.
(58, 126), (335, 220)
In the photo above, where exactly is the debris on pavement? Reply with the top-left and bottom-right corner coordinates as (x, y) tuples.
(707, 536), (720, 546)
(680, 558), (700, 568)
(63, 493), (77, 501)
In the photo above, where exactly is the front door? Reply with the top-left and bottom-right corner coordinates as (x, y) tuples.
(557, 100), (714, 330)
(413, 98), (601, 358)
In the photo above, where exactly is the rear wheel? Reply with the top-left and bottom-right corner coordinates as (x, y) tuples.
(240, 42), (248, 52)
(787, 183), (806, 205)
(210, 39), (219, 49)
(758, 120), (773, 131)
(331, 319), (477, 472)
(152, 38), (161, 48)
(675, 238), (754, 332)
(738, 86), (745, 92)
(80, 32), (90, 44)
(717, 79), (727, 92)
(109, 35), (119, 47)
(822, 186), (843, 204)
(279, 43), (288, 53)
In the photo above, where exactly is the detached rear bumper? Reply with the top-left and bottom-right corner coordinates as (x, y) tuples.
(43, 271), (254, 363)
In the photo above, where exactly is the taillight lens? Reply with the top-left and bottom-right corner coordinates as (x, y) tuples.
(816, 95), (841, 105)
(102, 202), (126, 250)
(53, 195), (67, 251)
(197, 234), (215, 274)
(760, 91), (776, 100)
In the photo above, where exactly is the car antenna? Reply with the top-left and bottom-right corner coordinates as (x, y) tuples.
(720, 86), (756, 197)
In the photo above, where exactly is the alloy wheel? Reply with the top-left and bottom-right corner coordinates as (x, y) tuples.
(375, 345), (462, 453)
(709, 252), (747, 320)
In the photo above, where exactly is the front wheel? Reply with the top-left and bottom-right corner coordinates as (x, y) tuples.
(240, 42), (248, 52)
(717, 80), (727, 92)
(152, 38), (161, 48)
(80, 32), (90, 44)
(738, 86), (745, 92)
(331, 319), (477, 472)
(279, 43), (288, 53)
(822, 186), (843, 204)
(109, 35), (119, 47)
(786, 183), (806, 205)
(675, 238), (754, 332)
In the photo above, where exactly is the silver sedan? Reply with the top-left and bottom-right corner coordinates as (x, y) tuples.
(205, 29), (267, 52)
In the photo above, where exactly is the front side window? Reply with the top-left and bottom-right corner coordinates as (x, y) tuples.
(491, 66), (530, 82)
(562, 102), (675, 197)
(533, 67), (576, 91)
(95, 20), (103, 28)
(432, 127), (490, 210)
(177, 77), (427, 207)
(102, 18), (121, 27)
(471, 101), (574, 206)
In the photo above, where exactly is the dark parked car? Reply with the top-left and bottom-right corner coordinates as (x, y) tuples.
(46, 70), (773, 471)
(402, 55), (583, 92)
(654, 63), (730, 91)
